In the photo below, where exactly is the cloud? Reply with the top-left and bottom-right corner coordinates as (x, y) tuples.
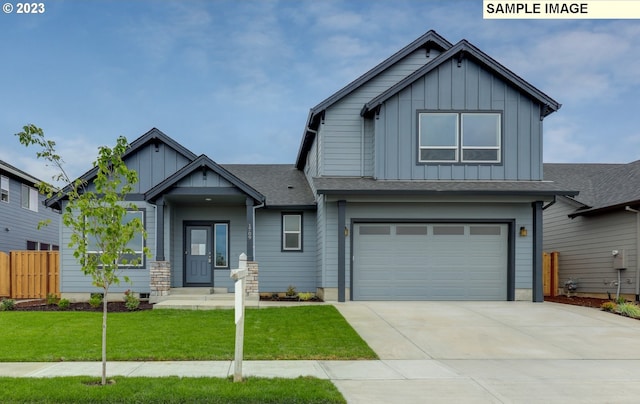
(544, 120), (588, 163)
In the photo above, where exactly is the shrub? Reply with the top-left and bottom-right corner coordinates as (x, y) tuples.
(299, 292), (314, 301)
(89, 293), (103, 309)
(615, 296), (626, 304)
(600, 301), (617, 312)
(46, 293), (59, 306)
(616, 302), (640, 319)
(286, 285), (297, 297)
(0, 299), (16, 311)
(57, 298), (70, 310)
(123, 289), (140, 311)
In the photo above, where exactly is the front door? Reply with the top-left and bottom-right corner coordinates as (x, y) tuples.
(184, 224), (213, 286)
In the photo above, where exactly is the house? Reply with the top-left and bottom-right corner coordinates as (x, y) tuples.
(543, 161), (640, 301)
(48, 30), (576, 303)
(0, 160), (60, 253)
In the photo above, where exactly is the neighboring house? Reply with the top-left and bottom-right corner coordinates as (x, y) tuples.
(48, 30), (576, 302)
(0, 160), (60, 253)
(543, 161), (640, 301)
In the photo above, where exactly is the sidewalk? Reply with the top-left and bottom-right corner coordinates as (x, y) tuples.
(0, 359), (447, 381)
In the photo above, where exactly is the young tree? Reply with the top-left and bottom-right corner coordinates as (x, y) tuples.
(17, 124), (150, 386)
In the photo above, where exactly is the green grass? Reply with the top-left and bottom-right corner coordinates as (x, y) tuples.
(0, 306), (377, 361)
(0, 376), (346, 403)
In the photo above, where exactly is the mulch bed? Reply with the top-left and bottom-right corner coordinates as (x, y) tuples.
(13, 299), (154, 312)
(544, 295), (610, 308)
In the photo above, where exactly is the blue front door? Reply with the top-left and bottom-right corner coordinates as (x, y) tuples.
(184, 224), (213, 286)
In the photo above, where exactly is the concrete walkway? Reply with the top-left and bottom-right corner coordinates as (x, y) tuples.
(4, 301), (640, 403)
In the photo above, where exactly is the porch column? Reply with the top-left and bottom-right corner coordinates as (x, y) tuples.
(532, 201), (544, 302)
(155, 198), (165, 261)
(337, 200), (346, 302)
(246, 197), (254, 261)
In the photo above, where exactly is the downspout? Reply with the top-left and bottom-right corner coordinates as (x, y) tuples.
(251, 202), (265, 261)
(625, 206), (640, 302)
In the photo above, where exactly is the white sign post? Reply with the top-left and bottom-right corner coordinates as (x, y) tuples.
(230, 253), (248, 382)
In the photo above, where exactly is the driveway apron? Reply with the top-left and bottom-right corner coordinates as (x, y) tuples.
(333, 301), (640, 403)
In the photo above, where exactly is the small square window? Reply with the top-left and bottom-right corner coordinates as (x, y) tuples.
(282, 213), (302, 251)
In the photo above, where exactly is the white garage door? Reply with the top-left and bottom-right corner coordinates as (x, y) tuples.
(353, 223), (508, 300)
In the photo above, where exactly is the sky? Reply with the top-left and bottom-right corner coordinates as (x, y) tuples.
(1, 0), (639, 183)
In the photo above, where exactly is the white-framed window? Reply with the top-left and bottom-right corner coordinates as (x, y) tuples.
(1, 175), (8, 203)
(282, 213), (302, 251)
(87, 210), (146, 268)
(21, 184), (39, 212)
(419, 112), (501, 163)
(214, 223), (229, 268)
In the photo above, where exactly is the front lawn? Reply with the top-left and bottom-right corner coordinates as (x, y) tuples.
(0, 376), (346, 404)
(0, 306), (377, 361)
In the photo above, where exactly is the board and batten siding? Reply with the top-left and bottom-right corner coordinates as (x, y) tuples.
(543, 198), (638, 295)
(254, 209), (317, 293)
(320, 200), (532, 291)
(124, 142), (192, 193)
(374, 58), (543, 181)
(319, 48), (440, 177)
(0, 177), (59, 252)
(59, 201), (156, 293)
(169, 204), (245, 291)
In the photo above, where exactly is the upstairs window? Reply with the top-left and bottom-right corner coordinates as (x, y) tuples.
(419, 112), (501, 163)
(1, 175), (8, 202)
(21, 184), (39, 212)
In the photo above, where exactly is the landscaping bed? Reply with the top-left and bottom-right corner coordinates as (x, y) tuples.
(544, 295), (609, 308)
(13, 299), (154, 312)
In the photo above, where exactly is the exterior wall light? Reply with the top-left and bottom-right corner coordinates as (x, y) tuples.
(519, 226), (527, 237)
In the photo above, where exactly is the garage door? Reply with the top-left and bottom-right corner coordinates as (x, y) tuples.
(353, 223), (508, 300)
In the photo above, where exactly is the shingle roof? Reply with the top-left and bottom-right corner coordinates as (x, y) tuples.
(313, 177), (576, 197)
(543, 161), (640, 215)
(223, 164), (316, 208)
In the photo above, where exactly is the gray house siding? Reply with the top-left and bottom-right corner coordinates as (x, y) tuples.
(319, 199), (533, 295)
(169, 204), (245, 291)
(0, 173), (59, 253)
(59, 201), (156, 294)
(254, 209), (317, 293)
(320, 49), (440, 177)
(543, 197), (638, 296)
(374, 59), (543, 181)
(125, 142), (192, 193)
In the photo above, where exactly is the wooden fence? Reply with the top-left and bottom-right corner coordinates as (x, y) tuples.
(543, 251), (559, 297)
(0, 251), (59, 299)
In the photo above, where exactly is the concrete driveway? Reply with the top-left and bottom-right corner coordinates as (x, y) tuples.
(333, 301), (640, 403)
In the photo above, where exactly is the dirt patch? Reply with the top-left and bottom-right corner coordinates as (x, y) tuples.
(13, 299), (154, 312)
(545, 295), (610, 308)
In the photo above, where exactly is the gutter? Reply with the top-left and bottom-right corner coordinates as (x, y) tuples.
(625, 206), (640, 302)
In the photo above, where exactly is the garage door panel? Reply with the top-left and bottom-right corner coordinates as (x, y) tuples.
(354, 223), (507, 301)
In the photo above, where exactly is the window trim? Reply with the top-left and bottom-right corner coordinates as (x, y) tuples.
(281, 212), (303, 252)
(418, 111), (502, 164)
(0, 175), (8, 203)
(86, 208), (147, 269)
